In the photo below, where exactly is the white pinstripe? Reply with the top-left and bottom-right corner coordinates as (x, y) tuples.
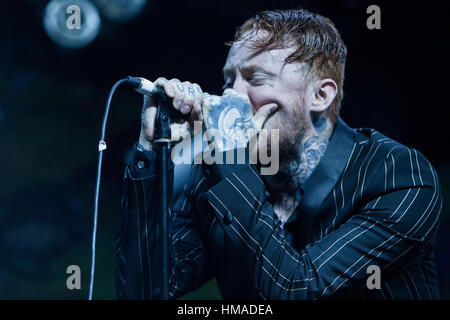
(414, 150), (424, 185)
(391, 154), (395, 189)
(351, 143), (377, 208)
(319, 232), (397, 298)
(173, 228), (193, 244)
(360, 142), (384, 197)
(340, 142), (357, 210)
(408, 149), (416, 186)
(316, 221), (375, 271)
(209, 190), (316, 288)
(406, 269), (420, 299)
(210, 184), (307, 272)
(174, 244), (203, 259)
(418, 262), (433, 299)
(391, 189), (420, 223)
(401, 273), (414, 299)
(384, 282), (394, 298)
(317, 151), (439, 297)
(408, 163), (439, 238)
(231, 174), (305, 262)
(207, 198), (310, 291)
(331, 189), (339, 232)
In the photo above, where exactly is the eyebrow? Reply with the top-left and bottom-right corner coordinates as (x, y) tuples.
(222, 63), (275, 77)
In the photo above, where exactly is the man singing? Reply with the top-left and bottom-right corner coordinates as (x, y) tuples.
(115, 9), (442, 299)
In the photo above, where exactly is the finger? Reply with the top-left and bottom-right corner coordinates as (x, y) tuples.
(191, 83), (204, 118)
(193, 83), (203, 102)
(188, 99), (203, 135)
(142, 95), (157, 134)
(191, 99), (203, 121)
(156, 77), (179, 99)
(168, 78), (185, 110)
(154, 77), (168, 86)
(170, 121), (191, 142)
(253, 103), (278, 131)
(180, 81), (195, 114)
(154, 77), (173, 96)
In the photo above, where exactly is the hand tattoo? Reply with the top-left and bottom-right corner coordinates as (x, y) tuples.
(203, 92), (257, 151)
(141, 107), (148, 130)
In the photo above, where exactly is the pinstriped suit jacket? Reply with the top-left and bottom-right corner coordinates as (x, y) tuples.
(115, 117), (443, 299)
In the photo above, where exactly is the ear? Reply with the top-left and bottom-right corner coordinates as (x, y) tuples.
(310, 78), (338, 112)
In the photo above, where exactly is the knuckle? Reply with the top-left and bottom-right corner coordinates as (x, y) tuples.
(173, 98), (183, 109)
(183, 94), (195, 105)
(184, 82), (196, 96)
(180, 105), (192, 114)
(172, 80), (185, 95)
(169, 78), (181, 88)
(174, 89), (184, 100)
(193, 83), (203, 93)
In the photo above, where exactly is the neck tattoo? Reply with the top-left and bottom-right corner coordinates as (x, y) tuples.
(265, 115), (332, 223)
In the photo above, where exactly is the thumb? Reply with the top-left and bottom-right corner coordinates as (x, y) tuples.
(253, 103), (278, 131)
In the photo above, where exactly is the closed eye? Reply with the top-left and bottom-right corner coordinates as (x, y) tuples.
(247, 77), (266, 85)
(243, 71), (271, 85)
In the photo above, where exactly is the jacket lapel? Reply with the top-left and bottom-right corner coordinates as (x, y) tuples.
(295, 117), (358, 247)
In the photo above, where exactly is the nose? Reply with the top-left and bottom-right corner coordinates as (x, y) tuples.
(232, 77), (248, 95)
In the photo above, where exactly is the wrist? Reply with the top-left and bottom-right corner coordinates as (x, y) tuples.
(137, 140), (153, 151)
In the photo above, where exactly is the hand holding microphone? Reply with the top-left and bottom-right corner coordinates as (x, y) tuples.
(128, 77), (205, 151)
(128, 76), (278, 158)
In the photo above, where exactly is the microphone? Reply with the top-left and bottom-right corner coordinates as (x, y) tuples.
(126, 76), (189, 122)
(126, 76), (159, 96)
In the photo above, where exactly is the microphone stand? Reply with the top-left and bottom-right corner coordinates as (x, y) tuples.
(152, 87), (185, 300)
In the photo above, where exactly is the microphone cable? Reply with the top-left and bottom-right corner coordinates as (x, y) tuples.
(89, 78), (129, 300)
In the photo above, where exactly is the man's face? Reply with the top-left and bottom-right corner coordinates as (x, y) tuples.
(223, 36), (314, 158)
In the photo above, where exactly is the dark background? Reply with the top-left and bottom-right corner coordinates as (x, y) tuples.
(0, 0), (449, 299)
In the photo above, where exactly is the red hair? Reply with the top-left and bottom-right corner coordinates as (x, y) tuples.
(227, 9), (347, 122)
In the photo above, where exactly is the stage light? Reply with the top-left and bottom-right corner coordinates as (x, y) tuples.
(94, 0), (147, 22)
(43, 0), (101, 49)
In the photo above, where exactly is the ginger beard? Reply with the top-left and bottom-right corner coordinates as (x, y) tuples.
(257, 88), (311, 165)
